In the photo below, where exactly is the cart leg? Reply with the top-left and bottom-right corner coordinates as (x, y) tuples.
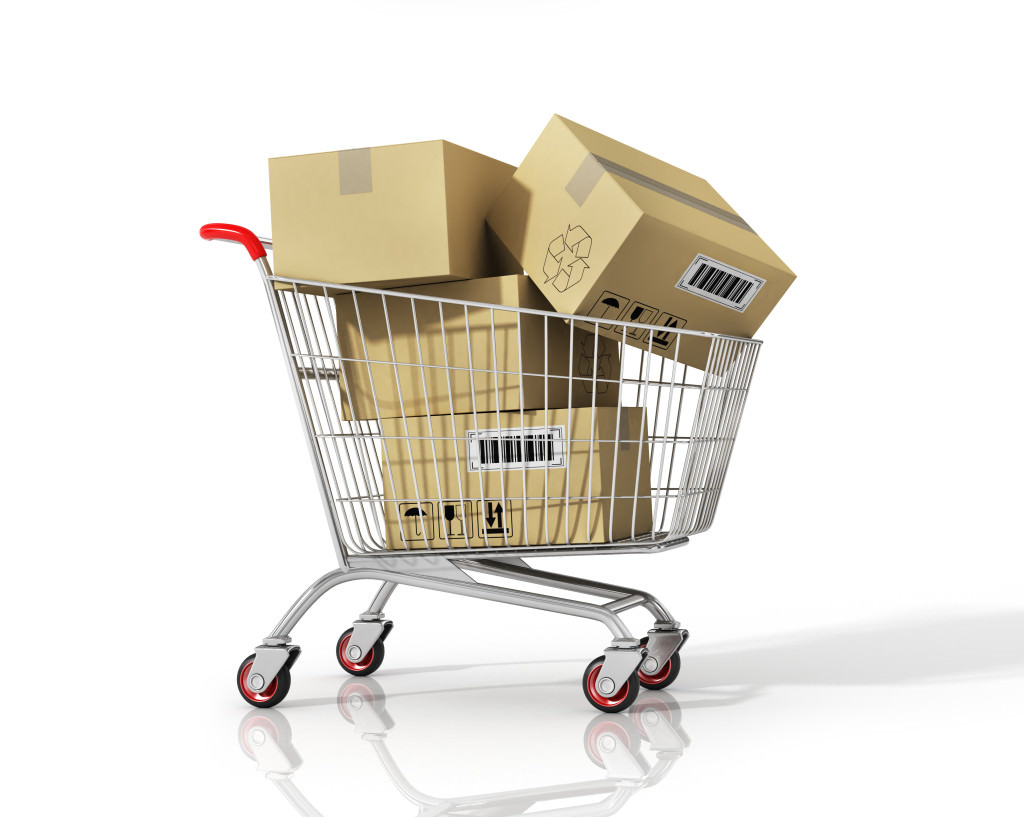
(243, 563), (663, 708)
(460, 558), (679, 629)
(365, 581), (397, 615)
(239, 568), (352, 706)
(263, 567), (355, 643)
(461, 559), (688, 681)
(261, 564), (647, 644)
(342, 581), (398, 665)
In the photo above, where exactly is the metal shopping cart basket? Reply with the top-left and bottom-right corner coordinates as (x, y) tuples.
(201, 223), (761, 713)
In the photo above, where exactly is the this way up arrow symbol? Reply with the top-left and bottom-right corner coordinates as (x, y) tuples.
(486, 502), (505, 530)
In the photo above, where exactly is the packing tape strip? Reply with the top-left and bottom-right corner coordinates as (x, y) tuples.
(565, 154), (606, 208)
(338, 147), (373, 195)
(566, 153), (754, 233)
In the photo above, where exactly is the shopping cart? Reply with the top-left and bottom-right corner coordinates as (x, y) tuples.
(201, 223), (761, 712)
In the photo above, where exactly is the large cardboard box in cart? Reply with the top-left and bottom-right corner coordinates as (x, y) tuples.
(379, 407), (652, 549)
(334, 274), (620, 420)
(486, 115), (796, 368)
(270, 140), (521, 288)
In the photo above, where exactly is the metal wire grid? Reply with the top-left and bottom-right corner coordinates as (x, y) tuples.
(264, 277), (760, 560)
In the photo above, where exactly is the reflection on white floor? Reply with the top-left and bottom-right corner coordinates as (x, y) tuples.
(239, 676), (690, 817)
(231, 611), (1024, 817)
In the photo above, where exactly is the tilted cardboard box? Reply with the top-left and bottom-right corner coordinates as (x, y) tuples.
(380, 407), (652, 549)
(270, 140), (521, 288)
(486, 115), (796, 368)
(334, 274), (620, 420)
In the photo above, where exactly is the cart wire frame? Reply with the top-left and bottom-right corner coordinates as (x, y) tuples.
(201, 223), (762, 712)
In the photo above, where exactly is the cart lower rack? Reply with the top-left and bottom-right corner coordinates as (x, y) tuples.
(202, 223), (761, 712)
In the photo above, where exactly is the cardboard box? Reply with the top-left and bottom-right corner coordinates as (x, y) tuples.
(380, 407), (652, 549)
(334, 274), (620, 420)
(270, 140), (521, 288)
(486, 115), (796, 368)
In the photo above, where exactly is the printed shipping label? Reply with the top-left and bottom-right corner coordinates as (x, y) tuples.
(466, 426), (566, 472)
(675, 254), (765, 312)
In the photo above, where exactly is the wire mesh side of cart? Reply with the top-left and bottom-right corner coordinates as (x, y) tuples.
(264, 277), (760, 560)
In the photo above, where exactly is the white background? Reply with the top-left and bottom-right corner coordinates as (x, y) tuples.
(3, 2), (1022, 815)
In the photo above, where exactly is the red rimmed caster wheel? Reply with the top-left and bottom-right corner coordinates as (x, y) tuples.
(336, 628), (386, 677)
(636, 637), (682, 690)
(582, 656), (640, 713)
(237, 653), (291, 709)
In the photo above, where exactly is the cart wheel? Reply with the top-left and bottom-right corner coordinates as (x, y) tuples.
(636, 637), (682, 690)
(237, 653), (291, 708)
(582, 656), (640, 713)
(336, 628), (386, 676)
(583, 714), (642, 768)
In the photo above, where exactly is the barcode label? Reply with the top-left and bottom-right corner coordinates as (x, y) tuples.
(676, 254), (764, 312)
(467, 426), (566, 472)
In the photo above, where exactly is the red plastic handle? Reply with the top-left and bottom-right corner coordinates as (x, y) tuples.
(199, 223), (267, 260)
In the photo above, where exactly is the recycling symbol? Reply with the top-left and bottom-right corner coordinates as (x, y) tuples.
(543, 225), (592, 292)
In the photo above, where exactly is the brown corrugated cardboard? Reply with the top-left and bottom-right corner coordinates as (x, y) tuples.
(486, 115), (796, 368)
(334, 274), (620, 420)
(270, 140), (521, 288)
(380, 407), (651, 549)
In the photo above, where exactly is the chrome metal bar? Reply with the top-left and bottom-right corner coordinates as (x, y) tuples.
(306, 289), (380, 546)
(267, 565), (637, 641)
(347, 536), (689, 560)
(207, 234), (274, 252)
(346, 290), (409, 552)
(293, 288), (373, 551)
(268, 273), (763, 348)
(459, 558), (676, 623)
(329, 290), (388, 551)
(602, 593), (647, 613)
(435, 298), (473, 551)
(365, 581), (397, 614)
(294, 365), (340, 380)
(297, 356), (709, 393)
(258, 260), (349, 568)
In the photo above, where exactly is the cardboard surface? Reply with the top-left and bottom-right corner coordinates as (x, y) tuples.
(334, 274), (620, 420)
(380, 407), (652, 549)
(486, 115), (796, 368)
(270, 140), (521, 288)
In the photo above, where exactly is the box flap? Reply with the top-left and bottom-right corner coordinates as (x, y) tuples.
(553, 115), (738, 217)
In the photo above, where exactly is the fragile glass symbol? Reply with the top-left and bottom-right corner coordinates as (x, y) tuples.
(442, 502), (468, 538)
